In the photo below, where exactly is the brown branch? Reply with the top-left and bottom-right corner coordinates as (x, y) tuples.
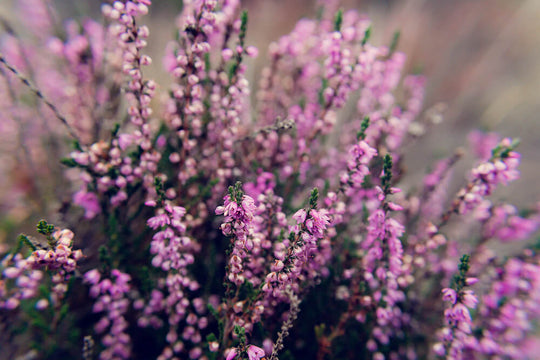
(0, 52), (81, 143)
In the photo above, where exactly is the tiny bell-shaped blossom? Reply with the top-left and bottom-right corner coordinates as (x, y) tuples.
(442, 288), (457, 304)
(225, 348), (238, 360)
(246, 345), (266, 359)
(226, 345), (266, 360)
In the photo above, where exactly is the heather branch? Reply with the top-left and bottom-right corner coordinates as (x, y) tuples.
(237, 117), (296, 142)
(0, 52), (81, 143)
(269, 287), (302, 360)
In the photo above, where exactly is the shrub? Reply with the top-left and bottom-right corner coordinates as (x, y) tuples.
(0, 1), (539, 359)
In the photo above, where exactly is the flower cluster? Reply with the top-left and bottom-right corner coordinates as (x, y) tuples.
(85, 269), (132, 360)
(469, 253), (540, 358)
(216, 183), (257, 287)
(479, 203), (539, 242)
(434, 255), (479, 359)
(226, 344), (265, 360)
(69, 0), (161, 218)
(262, 189), (331, 300)
(1, 223), (82, 311)
(27, 228), (82, 273)
(454, 138), (521, 216)
(139, 200), (207, 360)
(1, 253), (44, 310)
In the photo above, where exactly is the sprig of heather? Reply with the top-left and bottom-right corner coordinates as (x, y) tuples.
(225, 326), (265, 360)
(163, 0), (255, 206)
(476, 202), (539, 243)
(325, 118), (378, 226)
(340, 124), (378, 191)
(68, 0), (161, 218)
(85, 269), (132, 360)
(216, 182), (257, 288)
(139, 196), (207, 360)
(164, 0), (220, 184)
(1, 221), (82, 310)
(206, 9), (258, 195)
(1, 252), (44, 310)
(357, 155), (411, 357)
(261, 188), (330, 302)
(433, 255), (479, 359)
(102, 0), (155, 140)
(104, 0), (159, 194)
(467, 252), (540, 358)
(244, 172), (288, 290)
(213, 174), (285, 345)
(443, 138), (521, 222)
(215, 182), (262, 350)
(316, 153), (412, 359)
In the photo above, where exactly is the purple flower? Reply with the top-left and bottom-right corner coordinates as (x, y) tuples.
(226, 345), (265, 360)
(305, 209), (330, 239)
(225, 348), (238, 360)
(461, 290), (478, 309)
(147, 213), (171, 229)
(451, 303), (472, 323)
(292, 209), (307, 223)
(73, 190), (101, 219)
(442, 288), (457, 304)
(84, 269), (101, 285)
(246, 345), (266, 360)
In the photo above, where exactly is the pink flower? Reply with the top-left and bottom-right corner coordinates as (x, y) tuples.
(468, 130), (500, 161)
(84, 269), (101, 285)
(292, 209), (307, 223)
(225, 348), (238, 360)
(461, 290), (478, 309)
(73, 190), (101, 219)
(36, 298), (49, 310)
(147, 213), (170, 229)
(5, 297), (20, 310)
(442, 288), (457, 304)
(452, 303), (472, 323)
(246, 345), (266, 359)
(225, 345), (265, 360)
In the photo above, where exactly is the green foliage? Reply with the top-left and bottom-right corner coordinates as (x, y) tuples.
(362, 26), (372, 46)
(381, 154), (393, 193)
(154, 177), (166, 205)
(60, 157), (79, 167)
(309, 188), (319, 209)
(389, 31), (401, 55)
(357, 116), (370, 141)
(36, 220), (55, 237)
(333, 9), (343, 32)
(229, 181), (245, 204)
(491, 138), (520, 159)
(450, 254), (471, 291)
(17, 234), (37, 252)
(318, 78), (329, 106)
(239, 10), (248, 44)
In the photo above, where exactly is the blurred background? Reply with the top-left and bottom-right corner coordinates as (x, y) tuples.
(1, 0), (539, 215)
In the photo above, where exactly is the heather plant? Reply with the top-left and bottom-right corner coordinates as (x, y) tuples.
(0, 1), (539, 360)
